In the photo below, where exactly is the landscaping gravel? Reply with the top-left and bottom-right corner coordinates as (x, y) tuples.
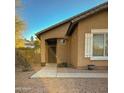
(16, 71), (107, 93)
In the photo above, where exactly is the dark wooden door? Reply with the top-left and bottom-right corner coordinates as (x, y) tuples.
(48, 46), (56, 63)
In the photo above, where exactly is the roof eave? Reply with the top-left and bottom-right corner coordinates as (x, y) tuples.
(66, 2), (108, 36)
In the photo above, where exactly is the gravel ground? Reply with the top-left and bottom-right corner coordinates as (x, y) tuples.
(16, 71), (108, 93)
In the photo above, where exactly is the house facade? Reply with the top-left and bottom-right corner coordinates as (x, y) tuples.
(36, 2), (108, 69)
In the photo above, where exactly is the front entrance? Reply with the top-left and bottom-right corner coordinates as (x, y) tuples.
(46, 38), (57, 63)
(48, 46), (56, 63)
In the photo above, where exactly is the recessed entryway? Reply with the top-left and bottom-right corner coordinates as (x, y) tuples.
(48, 46), (56, 63)
(46, 38), (57, 63)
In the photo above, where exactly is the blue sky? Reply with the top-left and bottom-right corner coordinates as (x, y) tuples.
(19, 0), (107, 40)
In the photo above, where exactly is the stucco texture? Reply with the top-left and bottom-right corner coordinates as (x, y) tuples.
(39, 8), (108, 70)
(76, 9), (108, 68)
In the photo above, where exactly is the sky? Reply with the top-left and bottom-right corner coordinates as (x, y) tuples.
(19, 0), (107, 40)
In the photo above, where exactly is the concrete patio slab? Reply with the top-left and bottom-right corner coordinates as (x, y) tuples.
(57, 73), (108, 78)
(31, 63), (57, 78)
(31, 63), (108, 78)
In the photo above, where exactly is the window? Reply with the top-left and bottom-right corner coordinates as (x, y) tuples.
(93, 34), (104, 56)
(91, 29), (108, 60)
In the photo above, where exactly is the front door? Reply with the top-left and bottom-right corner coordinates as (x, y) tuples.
(48, 46), (56, 63)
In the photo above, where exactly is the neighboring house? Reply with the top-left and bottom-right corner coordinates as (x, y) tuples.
(24, 39), (35, 48)
(36, 2), (108, 69)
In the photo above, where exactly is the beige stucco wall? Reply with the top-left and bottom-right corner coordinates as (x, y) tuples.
(77, 9), (108, 68)
(69, 27), (78, 67)
(41, 22), (70, 40)
(56, 39), (68, 64)
(40, 37), (46, 63)
(39, 9), (108, 69)
(40, 22), (70, 63)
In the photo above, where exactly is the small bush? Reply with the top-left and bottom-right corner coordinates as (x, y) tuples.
(40, 63), (46, 67)
(57, 62), (68, 67)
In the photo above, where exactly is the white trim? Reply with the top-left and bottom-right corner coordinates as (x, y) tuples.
(90, 56), (108, 60)
(85, 34), (88, 57)
(85, 33), (92, 57)
(90, 33), (93, 57)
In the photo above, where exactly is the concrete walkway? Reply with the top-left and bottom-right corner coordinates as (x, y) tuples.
(31, 63), (57, 78)
(31, 63), (108, 78)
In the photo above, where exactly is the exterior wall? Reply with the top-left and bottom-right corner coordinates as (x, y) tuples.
(69, 27), (78, 67)
(66, 38), (71, 65)
(40, 22), (70, 64)
(77, 9), (108, 69)
(41, 23), (70, 40)
(56, 39), (68, 64)
(40, 37), (46, 64)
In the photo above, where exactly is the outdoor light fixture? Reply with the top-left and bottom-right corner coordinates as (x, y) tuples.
(59, 39), (66, 45)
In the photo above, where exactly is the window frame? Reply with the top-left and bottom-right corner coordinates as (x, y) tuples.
(90, 29), (108, 60)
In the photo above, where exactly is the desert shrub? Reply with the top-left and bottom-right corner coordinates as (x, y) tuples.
(15, 49), (31, 71)
(15, 48), (41, 71)
(57, 62), (68, 67)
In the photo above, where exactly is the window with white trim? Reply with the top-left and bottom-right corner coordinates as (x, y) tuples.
(85, 29), (108, 60)
(91, 29), (108, 60)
